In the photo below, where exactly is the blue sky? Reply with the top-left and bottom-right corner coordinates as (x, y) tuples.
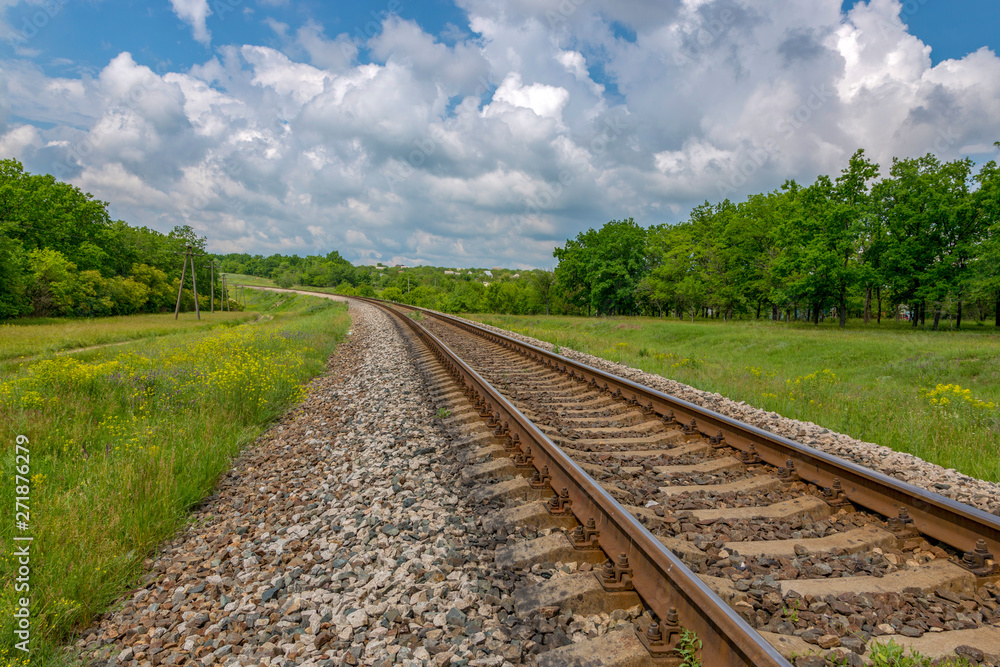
(843, 0), (1000, 65)
(12, 2), (999, 87)
(2, 0), (999, 267)
(5, 1), (470, 80)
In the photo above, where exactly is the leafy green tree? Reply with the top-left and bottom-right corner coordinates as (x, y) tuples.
(27, 248), (78, 316)
(553, 219), (649, 316)
(969, 144), (1000, 326)
(528, 270), (556, 315)
(380, 286), (405, 302)
(129, 263), (174, 312)
(0, 228), (28, 318)
(828, 149), (880, 326)
(553, 230), (597, 314)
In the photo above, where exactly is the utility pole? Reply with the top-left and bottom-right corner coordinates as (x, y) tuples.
(210, 260), (216, 313)
(174, 250), (188, 319)
(173, 245), (205, 320)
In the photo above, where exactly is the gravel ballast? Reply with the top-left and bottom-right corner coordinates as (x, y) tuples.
(73, 302), (550, 667)
(459, 316), (1000, 517)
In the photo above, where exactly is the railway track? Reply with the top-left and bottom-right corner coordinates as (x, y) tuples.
(361, 296), (1000, 665)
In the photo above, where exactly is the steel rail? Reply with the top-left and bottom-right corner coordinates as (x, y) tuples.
(398, 304), (1000, 565)
(251, 287), (1000, 564)
(366, 297), (791, 667)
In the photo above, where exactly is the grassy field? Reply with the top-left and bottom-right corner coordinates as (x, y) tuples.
(467, 314), (1000, 483)
(0, 290), (350, 666)
(0, 312), (257, 366)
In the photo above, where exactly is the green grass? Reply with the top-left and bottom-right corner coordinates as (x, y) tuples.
(466, 314), (1000, 482)
(0, 311), (257, 365)
(866, 639), (972, 666)
(0, 290), (350, 666)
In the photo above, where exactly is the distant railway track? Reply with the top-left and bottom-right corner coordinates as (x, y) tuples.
(298, 291), (1000, 663)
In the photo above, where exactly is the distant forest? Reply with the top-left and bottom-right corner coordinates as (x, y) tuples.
(2, 143), (998, 327)
(554, 146), (1000, 328)
(0, 159), (218, 319)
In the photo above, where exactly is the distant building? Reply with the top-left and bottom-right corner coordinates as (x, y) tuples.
(512, 273), (520, 279)
(484, 270), (493, 278)
(492, 267), (502, 271)
(483, 282), (490, 287)
(444, 270), (455, 275)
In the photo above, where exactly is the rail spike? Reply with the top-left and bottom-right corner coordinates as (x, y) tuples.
(636, 608), (682, 657)
(887, 506), (917, 537)
(822, 477), (851, 508)
(739, 442), (761, 465)
(597, 552), (634, 591)
(570, 517), (600, 550)
(547, 487), (572, 515)
(529, 465), (552, 489)
(514, 447), (534, 469)
(777, 458), (800, 482)
(959, 539), (998, 576)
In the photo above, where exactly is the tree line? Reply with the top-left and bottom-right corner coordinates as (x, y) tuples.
(6, 142), (997, 327)
(553, 146), (1000, 328)
(220, 254), (566, 317)
(0, 159), (228, 318)
(0, 158), (564, 319)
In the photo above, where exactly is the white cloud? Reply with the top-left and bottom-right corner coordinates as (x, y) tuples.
(490, 73), (570, 121)
(0, 123), (41, 155)
(169, 0), (212, 46)
(2, 0), (999, 268)
(296, 20), (356, 71)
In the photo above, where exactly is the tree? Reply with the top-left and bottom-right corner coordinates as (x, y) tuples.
(27, 248), (78, 316)
(0, 227), (28, 318)
(380, 286), (405, 302)
(553, 231), (597, 314)
(969, 144), (1000, 326)
(829, 149), (880, 326)
(528, 270), (556, 315)
(553, 219), (649, 316)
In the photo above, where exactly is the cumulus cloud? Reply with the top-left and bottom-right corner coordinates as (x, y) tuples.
(2, 0), (999, 268)
(169, 0), (212, 46)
